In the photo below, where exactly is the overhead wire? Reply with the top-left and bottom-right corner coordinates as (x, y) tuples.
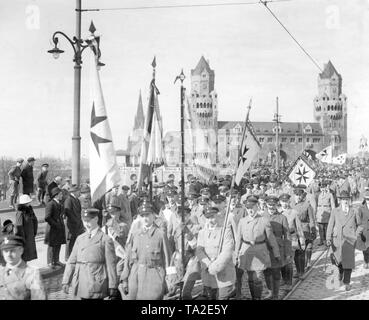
(78, 0), (292, 12)
(259, 0), (323, 72)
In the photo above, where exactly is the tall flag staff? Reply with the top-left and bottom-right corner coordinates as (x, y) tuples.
(174, 69), (186, 296)
(217, 98), (257, 254)
(137, 57), (160, 201)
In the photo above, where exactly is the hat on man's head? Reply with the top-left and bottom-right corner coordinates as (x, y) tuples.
(27, 157), (35, 162)
(279, 193), (291, 202)
(212, 194), (226, 203)
(218, 185), (229, 193)
(204, 206), (219, 218)
(50, 187), (62, 198)
(187, 192), (199, 200)
(138, 203), (155, 216)
(363, 190), (369, 199)
(294, 184), (307, 194)
(2, 220), (13, 233)
(69, 184), (80, 193)
(19, 194), (32, 205)
(108, 197), (121, 212)
(80, 185), (91, 194)
(0, 235), (24, 251)
(16, 158), (24, 163)
(121, 185), (130, 191)
(245, 195), (259, 208)
(82, 208), (99, 220)
(266, 196), (279, 205)
(42, 163), (49, 168)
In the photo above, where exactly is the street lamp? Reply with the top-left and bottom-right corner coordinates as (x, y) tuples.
(48, 16), (104, 186)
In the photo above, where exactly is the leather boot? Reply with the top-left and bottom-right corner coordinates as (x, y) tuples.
(263, 271), (273, 300)
(254, 280), (263, 300)
(248, 281), (255, 300)
(306, 249), (312, 269)
(9, 196), (14, 208)
(285, 263), (293, 290)
(235, 268), (243, 299)
(272, 278), (280, 300)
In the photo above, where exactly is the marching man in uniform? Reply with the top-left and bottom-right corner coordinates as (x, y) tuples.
(316, 181), (335, 246)
(0, 235), (46, 300)
(120, 202), (172, 300)
(196, 206), (236, 300)
(62, 208), (120, 300)
(326, 190), (364, 291)
(235, 195), (280, 300)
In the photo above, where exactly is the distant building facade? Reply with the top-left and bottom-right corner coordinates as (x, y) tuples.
(121, 57), (348, 167)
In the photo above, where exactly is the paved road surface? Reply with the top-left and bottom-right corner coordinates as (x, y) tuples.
(286, 248), (369, 300)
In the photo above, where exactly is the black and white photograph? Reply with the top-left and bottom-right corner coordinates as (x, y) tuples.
(1, 0), (369, 304)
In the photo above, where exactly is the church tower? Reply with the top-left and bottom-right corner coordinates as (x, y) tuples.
(313, 61), (347, 155)
(188, 56), (218, 165)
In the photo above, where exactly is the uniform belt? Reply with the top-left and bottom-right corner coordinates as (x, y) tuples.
(137, 263), (163, 269)
(242, 239), (265, 245)
(318, 205), (331, 207)
(76, 261), (104, 265)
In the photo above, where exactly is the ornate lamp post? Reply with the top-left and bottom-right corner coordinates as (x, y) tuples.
(48, 1), (104, 186)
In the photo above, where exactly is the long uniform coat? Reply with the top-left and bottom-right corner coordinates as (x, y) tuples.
(62, 229), (118, 299)
(281, 207), (305, 253)
(20, 164), (34, 194)
(44, 199), (66, 246)
(292, 200), (316, 242)
(121, 223), (171, 300)
(262, 211), (291, 268)
(326, 206), (364, 269)
(196, 224), (236, 289)
(63, 195), (84, 257)
(316, 191), (335, 224)
(36, 171), (48, 190)
(0, 261), (46, 300)
(235, 213), (280, 271)
(355, 203), (369, 251)
(15, 205), (38, 262)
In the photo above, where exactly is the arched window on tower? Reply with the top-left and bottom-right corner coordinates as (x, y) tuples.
(200, 103), (203, 108)
(196, 103), (199, 108)
(327, 105), (330, 111)
(210, 103), (212, 108)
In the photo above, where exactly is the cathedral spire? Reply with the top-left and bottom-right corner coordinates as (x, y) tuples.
(133, 90), (145, 130)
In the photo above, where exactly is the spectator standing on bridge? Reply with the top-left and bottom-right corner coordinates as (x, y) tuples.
(8, 158), (23, 209)
(63, 185), (84, 261)
(46, 176), (62, 202)
(44, 187), (66, 269)
(21, 157), (35, 196)
(0, 235), (46, 300)
(79, 185), (91, 210)
(36, 163), (49, 206)
(14, 195), (38, 262)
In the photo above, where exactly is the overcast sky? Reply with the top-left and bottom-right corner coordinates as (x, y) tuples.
(1, 0), (368, 159)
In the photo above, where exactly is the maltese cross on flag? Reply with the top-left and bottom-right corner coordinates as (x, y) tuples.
(287, 156), (316, 187)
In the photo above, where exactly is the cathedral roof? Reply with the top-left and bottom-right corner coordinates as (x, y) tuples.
(218, 121), (323, 135)
(319, 61), (341, 79)
(191, 56), (214, 76)
(133, 91), (145, 130)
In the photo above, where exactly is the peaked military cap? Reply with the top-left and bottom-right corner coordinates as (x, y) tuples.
(294, 184), (307, 194)
(204, 206), (219, 218)
(188, 192), (200, 200)
(212, 194), (226, 203)
(16, 158), (24, 163)
(266, 195), (279, 205)
(279, 193), (291, 202)
(82, 208), (99, 220)
(245, 195), (259, 205)
(27, 157), (35, 162)
(107, 197), (121, 212)
(41, 163), (49, 167)
(138, 203), (155, 216)
(0, 235), (25, 250)
(121, 185), (130, 191)
(80, 185), (91, 194)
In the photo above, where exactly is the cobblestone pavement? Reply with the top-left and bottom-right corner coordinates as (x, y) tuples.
(287, 249), (369, 300)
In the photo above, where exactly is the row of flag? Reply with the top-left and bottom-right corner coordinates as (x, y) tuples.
(316, 145), (347, 165)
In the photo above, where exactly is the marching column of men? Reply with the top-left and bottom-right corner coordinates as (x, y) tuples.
(3, 162), (369, 299)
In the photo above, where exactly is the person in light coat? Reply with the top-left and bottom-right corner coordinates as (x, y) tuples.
(356, 191), (369, 269)
(326, 190), (364, 291)
(235, 196), (280, 300)
(62, 208), (119, 300)
(196, 206), (236, 300)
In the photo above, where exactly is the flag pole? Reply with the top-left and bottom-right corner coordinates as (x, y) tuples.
(175, 69), (186, 299)
(217, 99), (252, 255)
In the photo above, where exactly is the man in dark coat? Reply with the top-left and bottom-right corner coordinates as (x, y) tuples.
(46, 176), (62, 202)
(63, 185), (84, 261)
(15, 194), (38, 262)
(21, 157), (35, 195)
(8, 158), (23, 209)
(44, 187), (66, 268)
(37, 163), (49, 205)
